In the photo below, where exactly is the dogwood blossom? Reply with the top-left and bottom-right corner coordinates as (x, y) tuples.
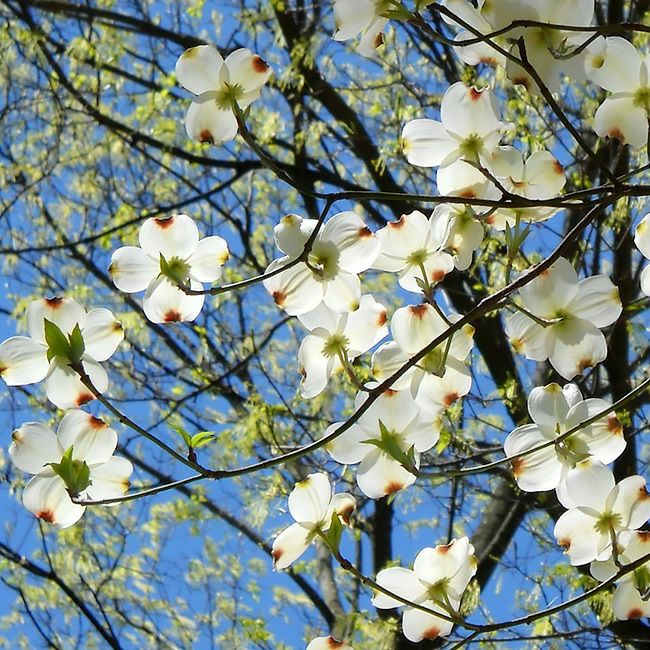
(591, 531), (650, 620)
(504, 382), (625, 492)
(297, 295), (388, 398)
(109, 213), (229, 324)
(0, 298), (124, 409)
(634, 213), (650, 295)
(263, 212), (380, 315)
(429, 204), (484, 271)
(402, 82), (507, 172)
(442, 0), (594, 92)
(586, 37), (650, 148)
(306, 637), (353, 650)
(175, 45), (271, 144)
(554, 461), (650, 566)
(272, 473), (355, 570)
(372, 537), (477, 642)
(506, 257), (622, 379)
(326, 389), (439, 499)
(486, 148), (566, 229)
(372, 210), (455, 292)
(372, 304), (474, 414)
(9, 411), (133, 528)
(332, 0), (389, 57)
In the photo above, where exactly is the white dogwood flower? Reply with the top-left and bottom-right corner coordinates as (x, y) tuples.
(372, 537), (477, 642)
(504, 382), (625, 492)
(263, 212), (380, 315)
(9, 411), (133, 528)
(306, 637), (353, 650)
(591, 531), (650, 621)
(110, 213), (229, 324)
(332, 0), (389, 57)
(506, 257), (622, 379)
(429, 204), (484, 271)
(297, 295), (388, 398)
(326, 389), (439, 499)
(372, 304), (474, 414)
(402, 82), (506, 170)
(554, 461), (650, 566)
(271, 473), (355, 570)
(175, 45), (271, 144)
(587, 37), (650, 148)
(373, 210), (455, 292)
(0, 298), (124, 409)
(634, 213), (650, 296)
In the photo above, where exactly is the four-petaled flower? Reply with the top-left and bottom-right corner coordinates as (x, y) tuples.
(9, 410), (133, 528)
(271, 473), (356, 570)
(175, 45), (271, 145)
(554, 460), (650, 566)
(372, 537), (477, 642)
(505, 382), (625, 492)
(0, 297), (124, 409)
(506, 257), (622, 379)
(332, 0), (389, 57)
(110, 213), (229, 324)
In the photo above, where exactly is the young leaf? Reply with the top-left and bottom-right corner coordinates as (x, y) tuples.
(49, 446), (91, 496)
(44, 319), (71, 362)
(171, 424), (193, 448)
(68, 324), (86, 363)
(190, 431), (216, 449)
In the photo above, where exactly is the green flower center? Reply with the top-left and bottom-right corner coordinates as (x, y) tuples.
(322, 334), (349, 359)
(594, 511), (622, 536)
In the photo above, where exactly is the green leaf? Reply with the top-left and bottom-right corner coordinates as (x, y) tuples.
(171, 424), (193, 448)
(44, 319), (71, 362)
(361, 421), (418, 476)
(49, 446), (91, 496)
(68, 324), (85, 363)
(322, 510), (344, 554)
(190, 431), (216, 449)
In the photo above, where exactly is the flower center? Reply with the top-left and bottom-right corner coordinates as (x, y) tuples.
(322, 333), (350, 359)
(215, 83), (244, 110)
(459, 134), (483, 162)
(594, 511), (622, 535)
(308, 241), (340, 279)
(633, 87), (650, 112)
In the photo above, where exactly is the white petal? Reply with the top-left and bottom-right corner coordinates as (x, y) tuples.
(326, 423), (370, 466)
(588, 37), (643, 93)
(344, 295), (388, 355)
(522, 151), (566, 199)
(373, 210), (432, 272)
(9, 423), (61, 475)
(436, 158), (494, 198)
(554, 508), (602, 565)
(222, 48), (271, 95)
(402, 604), (454, 642)
(519, 257), (578, 319)
(86, 457), (133, 501)
(187, 236), (229, 283)
(402, 119), (458, 168)
(569, 275), (622, 328)
(504, 424), (563, 492)
(441, 82), (501, 140)
(610, 475), (650, 530)
(505, 311), (548, 361)
(0, 337), (49, 386)
(594, 96), (648, 148)
(264, 258), (325, 316)
(109, 246), (159, 293)
(82, 309), (124, 362)
(569, 399), (625, 465)
(547, 318), (608, 380)
(22, 475), (85, 528)
(271, 522), (312, 570)
(613, 582), (650, 620)
(641, 265), (650, 296)
(297, 303), (341, 334)
(414, 357), (472, 410)
(57, 410), (117, 465)
(27, 297), (86, 343)
(398, 252), (455, 294)
(356, 448), (417, 499)
(184, 98), (238, 145)
(320, 211), (380, 274)
(634, 214), (650, 259)
(372, 567), (425, 609)
(298, 332), (339, 399)
(528, 383), (570, 430)
(371, 342), (414, 391)
(391, 304), (446, 355)
(288, 473), (332, 525)
(45, 357), (108, 410)
(274, 214), (317, 258)
(143, 277), (205, 324)
(558, 460), (614, 510)
(139, 213), (199, 261)
(323, 272), (362, 313)
(413, 538), (471, 586)
(175, 45), (223, 95)
(333, 0), (376, 40)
